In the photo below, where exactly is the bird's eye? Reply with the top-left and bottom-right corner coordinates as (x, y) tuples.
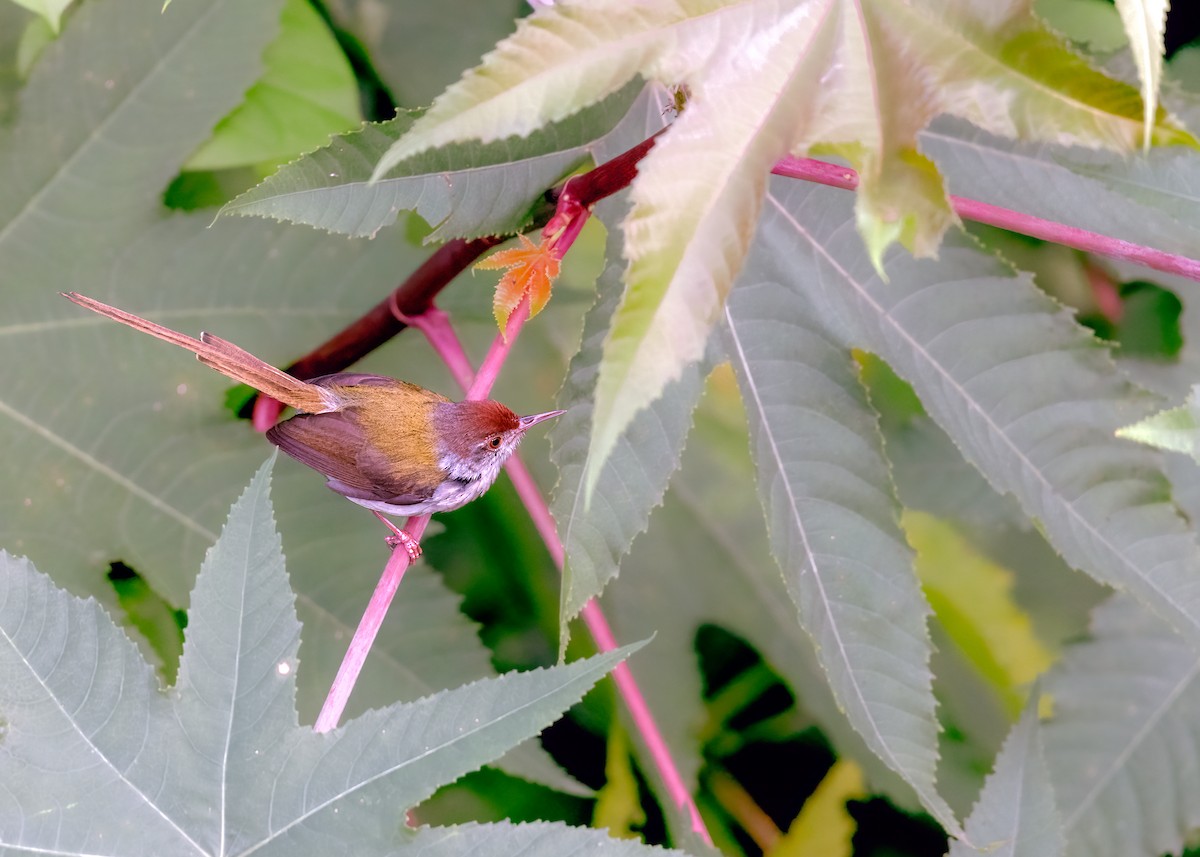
(488, 436), (502, 449)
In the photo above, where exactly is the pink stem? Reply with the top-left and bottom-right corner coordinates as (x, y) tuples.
(772, 155), (1200, 281)
(406, 300), (713, 845)
(313, 516), (429, 733)
(581, 601), (711, 841)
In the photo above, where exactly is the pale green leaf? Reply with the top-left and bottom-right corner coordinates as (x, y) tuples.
(0, 463), (638, 855)
(222, 83), (641, 240)
(1114, 0), (1168, 149)
(549, 88), (704, 639)
(1035, 0), (1127, 51)
(184, 0), (361, 171)
(763, 175), (1200, 644)
(1043, 595), (1200, 857)
(724, 275), (958, 833)
(1116, 384), (1200, 460)
(8, 0), (70, 32)
(949, 693), (1063, 857)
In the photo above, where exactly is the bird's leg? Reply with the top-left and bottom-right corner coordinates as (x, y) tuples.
(372, 510), (422, 561)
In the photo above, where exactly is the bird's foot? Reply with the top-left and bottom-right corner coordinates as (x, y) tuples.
(373, 511), (422, 561)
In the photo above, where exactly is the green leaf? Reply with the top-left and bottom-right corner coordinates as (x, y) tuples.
(607, 373), (925, 841)
(221, 83), (641, 240)
(949, 692), (1063, 857)
(0, 461), (641, 855)
(0, 0), (589, 794)
(724, 275), (958, 834)
(366, 0), (1195, 492)
(1114, 0), (1168, 149)
(1043, 595), (1200, 857)
(183, 0), (361, 171)
(762, 176), (1200, 645)
(8, 0), (70, 32)
(1035, 0), (1128, 51)
(0, 0), (284, 268)
(1116, 383), (1200, 460)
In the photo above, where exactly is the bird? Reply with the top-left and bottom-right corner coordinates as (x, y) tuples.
(63, 292), (564, 560)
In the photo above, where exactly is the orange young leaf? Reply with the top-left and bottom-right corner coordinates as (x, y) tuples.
(475, 233), (561, 330)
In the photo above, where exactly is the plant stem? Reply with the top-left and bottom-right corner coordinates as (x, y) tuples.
(404, 301), (714, 846)
(313, 516), (429, 733)
(772, 155), (1200, 281)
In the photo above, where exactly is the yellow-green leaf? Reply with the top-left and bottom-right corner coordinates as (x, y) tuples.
(769, 761), (866, 857)
(593, 726), (647, 838)
(184, 0), (360, 171)
(905, 510), (1054, 718)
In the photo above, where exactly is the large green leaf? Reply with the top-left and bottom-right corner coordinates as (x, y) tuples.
(0, 0), (284, 270)
(183, 0), (361, 171)
(0, 460), (640, 856)
(606, 374), (923, 837)
(221, 83), (642, 240)
(949, 695), (1063, 857)
(1043, 594), (1200, 857)
(0, 0), (587, 794)
(761, 176), (1200, 643)
(723, 276), (955, 832)
(361, 0), (1194, 498)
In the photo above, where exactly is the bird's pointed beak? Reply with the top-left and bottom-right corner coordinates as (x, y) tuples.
(518, 409), (566, 430)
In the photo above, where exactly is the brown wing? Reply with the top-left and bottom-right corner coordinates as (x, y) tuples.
(266, 375), (449, 505)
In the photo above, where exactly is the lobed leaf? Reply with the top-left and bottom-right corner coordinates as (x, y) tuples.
(724, 274), (957, 833)
(221, 84), (640, 240)
(549, 89), (707, 643)
(0, 461), (638, 856)
(761, 175), (1200, 642)
(364, 0), (1196, 491)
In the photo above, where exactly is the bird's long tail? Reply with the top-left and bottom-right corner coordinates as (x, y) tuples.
(63, 292), (337, 414)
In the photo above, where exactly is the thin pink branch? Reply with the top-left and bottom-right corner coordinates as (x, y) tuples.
(313, 516), (429, 733)
(772, 155), (1200, 281)
(405, 295), (713, 846)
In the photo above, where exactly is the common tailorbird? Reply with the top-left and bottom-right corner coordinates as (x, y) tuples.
(63, 292), (564, 560)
